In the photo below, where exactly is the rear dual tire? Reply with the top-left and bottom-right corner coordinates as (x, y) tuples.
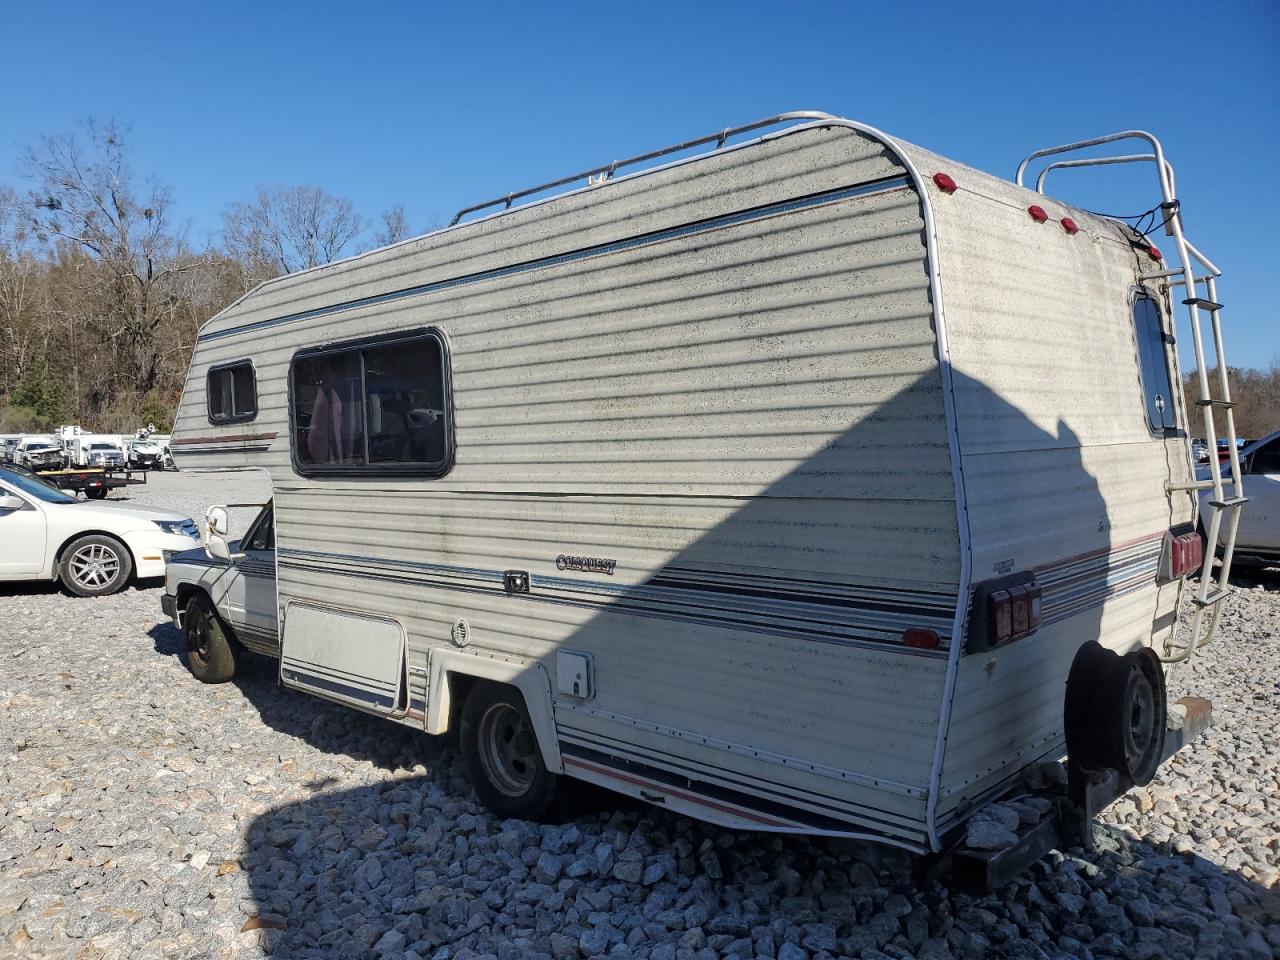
(459, 683), (559, 821)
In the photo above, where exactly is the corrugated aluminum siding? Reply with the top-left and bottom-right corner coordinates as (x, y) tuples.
(897, 143), (1196, 829)
(174, 124), (959, 845)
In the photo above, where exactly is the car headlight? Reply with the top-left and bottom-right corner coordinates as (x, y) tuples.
(154, 518), (199, 538)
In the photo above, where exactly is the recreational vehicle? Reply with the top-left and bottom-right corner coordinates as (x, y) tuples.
(168, 112), (1240, 869)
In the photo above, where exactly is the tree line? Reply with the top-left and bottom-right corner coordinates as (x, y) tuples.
(0, 118), (418, 433)
(1182, 366), (1280, 443)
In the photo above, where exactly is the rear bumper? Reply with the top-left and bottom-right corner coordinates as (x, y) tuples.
(950, 696), (1212, 893)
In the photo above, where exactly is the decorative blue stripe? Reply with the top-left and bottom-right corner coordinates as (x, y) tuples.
(281, 666), (396, 709)
(276, 546), (951, 656)
(198, 175), (912, 344)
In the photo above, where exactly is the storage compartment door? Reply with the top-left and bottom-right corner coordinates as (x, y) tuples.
(280, 601), (405, 714)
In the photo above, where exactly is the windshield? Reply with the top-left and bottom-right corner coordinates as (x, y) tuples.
(90, 444), (118, 451)
(25, 443), (55, 451)
(0, 467), (78, 504)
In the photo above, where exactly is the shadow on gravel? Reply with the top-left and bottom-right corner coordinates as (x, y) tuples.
(233, 769), (1280, 959)
(143, 627), (1279, 959)
(0, 577), (164, 598)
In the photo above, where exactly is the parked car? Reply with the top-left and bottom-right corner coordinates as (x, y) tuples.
(1201, 428), (1280, 564)
(128, 438), (165, 470)
(0, 465), (199, 596)
(14, 437), (63, 470)
(0, 438), (17, 463)
(85, 441), (127, 469)
(161, 502), (277, 681)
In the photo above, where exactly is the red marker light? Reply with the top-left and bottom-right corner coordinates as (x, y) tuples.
(1148, 245), (1163, 261)
(1060, 217), (1079, 235)
(932, 172), (957, 194)
(903, 628), (942, 650)
(1027, 205), (1048, 223)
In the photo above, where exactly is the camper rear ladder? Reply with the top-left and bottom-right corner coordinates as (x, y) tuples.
(1017, 132), (1241, 662)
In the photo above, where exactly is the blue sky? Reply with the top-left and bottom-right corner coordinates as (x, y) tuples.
(1, 0), (1276, 367)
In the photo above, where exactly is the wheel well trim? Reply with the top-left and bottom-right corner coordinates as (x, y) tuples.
(425, 649), (563, 773)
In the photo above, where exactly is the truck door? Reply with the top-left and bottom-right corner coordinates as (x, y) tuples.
(237, 503), (278, 639)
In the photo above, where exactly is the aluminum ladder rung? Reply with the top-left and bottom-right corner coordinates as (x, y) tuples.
(1182, 297), (1223, 311)
(1195, 398), (1235, 408)
(1191, 589), (1228, 609)
(1208, 496), (1247, 509)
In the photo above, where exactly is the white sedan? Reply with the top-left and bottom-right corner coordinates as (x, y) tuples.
(1200, 429), (1280, 564)
(0, 465), (200, 596)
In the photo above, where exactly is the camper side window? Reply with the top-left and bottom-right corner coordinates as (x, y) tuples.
(1132, 296), (1176, 435)
(207, 361), (257, 424)
(291, 329), (451, 475)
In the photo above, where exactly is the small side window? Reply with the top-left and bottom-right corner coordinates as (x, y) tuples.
(1132, 295), (1176, 434)
(208, 361), (258, 424)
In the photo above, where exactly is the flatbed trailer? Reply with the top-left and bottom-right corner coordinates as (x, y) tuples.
(33, 466), (148, 499)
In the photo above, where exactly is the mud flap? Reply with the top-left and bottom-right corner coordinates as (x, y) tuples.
(279, 601), (407, 714)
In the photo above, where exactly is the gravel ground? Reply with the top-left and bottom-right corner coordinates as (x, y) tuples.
(1, 470), (1277, 960)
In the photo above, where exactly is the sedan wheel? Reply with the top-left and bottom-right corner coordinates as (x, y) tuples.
(60, 534), (133, 597)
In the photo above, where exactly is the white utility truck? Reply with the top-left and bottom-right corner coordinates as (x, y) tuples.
(168, 112), (1239, 885)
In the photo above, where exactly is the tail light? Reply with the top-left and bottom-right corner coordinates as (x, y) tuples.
(968, 573), (1043, 652)
(987, 583), (1042, 647)
(1159, 527), (1203, 582)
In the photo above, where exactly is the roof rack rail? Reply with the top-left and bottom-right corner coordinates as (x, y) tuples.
(448, 110), (839, 226)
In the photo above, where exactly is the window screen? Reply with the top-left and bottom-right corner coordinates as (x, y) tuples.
(291, 329), (450, 475)
(1132, 296), (1176, 434)
(207, 361), (258, 423)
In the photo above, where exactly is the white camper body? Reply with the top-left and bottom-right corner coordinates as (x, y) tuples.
(171, 113), (1233, 853)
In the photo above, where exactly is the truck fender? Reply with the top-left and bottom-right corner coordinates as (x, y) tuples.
(424, 648), (563, 773)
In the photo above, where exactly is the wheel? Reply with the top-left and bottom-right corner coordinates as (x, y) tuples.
(1065, 642), (1167, 784)
(184, 593), (239, 683)
(60, 534), (133, 597)
(86, 486), (109, 500)
(1105, 649), (1167, 786)
(459, 682), (558, 820)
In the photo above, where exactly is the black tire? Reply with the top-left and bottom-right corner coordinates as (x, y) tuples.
(1107, 649), (1166, 786)
(459, 682), (558, 820)
(86, 486), (109, 500)
(1065, 641), (1166, 784)
(184, 593), (240, 683)
(59, 534), (133, 597)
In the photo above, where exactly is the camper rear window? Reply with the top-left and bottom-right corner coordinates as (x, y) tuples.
(1132, 295), (1177, 435)
(207, 361), (258, 423)
(290, 329), (451, 476)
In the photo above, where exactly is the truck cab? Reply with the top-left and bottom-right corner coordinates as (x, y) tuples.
(162, 501), (278, 682)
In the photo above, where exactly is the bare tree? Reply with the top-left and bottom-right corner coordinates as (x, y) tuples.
(374, 204), (411, 247)
(0, 185), (46, 397)
(20, 118), (199, 398)
(222, 184), (367, 283)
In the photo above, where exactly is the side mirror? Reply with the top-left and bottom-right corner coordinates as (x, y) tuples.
(206, 505), (229, 536)
(206, 533), (232, 562)
(0, 493), (25, 511)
